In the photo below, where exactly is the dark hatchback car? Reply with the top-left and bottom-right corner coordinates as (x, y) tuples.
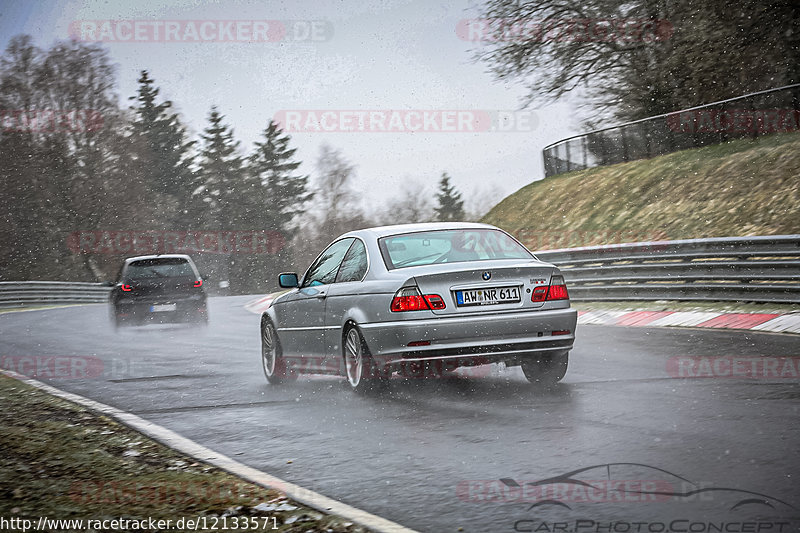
(109, 254), (207, 328)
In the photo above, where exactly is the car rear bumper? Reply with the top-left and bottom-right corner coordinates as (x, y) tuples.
(358, 307), (577, 368)
(113, 295), (206, 322)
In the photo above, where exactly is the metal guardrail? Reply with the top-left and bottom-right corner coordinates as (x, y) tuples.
(2, 235), (799, 306)
(542, 83), (800, 178)
(535, 235), (800, 304)
(0, 281), (110, 309)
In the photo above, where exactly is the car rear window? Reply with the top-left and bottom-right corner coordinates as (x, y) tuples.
(379, 229), (533, 269)
(125, 258), (195, 279)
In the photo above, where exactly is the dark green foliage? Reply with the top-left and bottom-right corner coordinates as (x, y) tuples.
(434, 173), (465, 222)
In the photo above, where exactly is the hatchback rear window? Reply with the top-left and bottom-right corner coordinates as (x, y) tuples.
(379, 229), (533, 269)
(125, 258), (195, 279)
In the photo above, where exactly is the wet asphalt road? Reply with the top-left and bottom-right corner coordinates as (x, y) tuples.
(1, 296), (799, 532)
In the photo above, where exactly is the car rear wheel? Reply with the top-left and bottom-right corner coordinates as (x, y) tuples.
(343, 326), (387, 393)
(398, 361), (444, 379)
(193, 307), (209, 326)
(112, 308), (127, 330)
(261, 318), (295, 384)
(521, 351), (569, 387)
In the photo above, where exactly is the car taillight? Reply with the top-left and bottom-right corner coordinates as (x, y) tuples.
(193, 280), (203, 288)
(531, 286), (548, 302)
(391, 287), (445, 312)
(547, 275), (569, 300)
(531, 275), (569, 302)
(121, 284), (132, 292)
(423, 294), (446, 310)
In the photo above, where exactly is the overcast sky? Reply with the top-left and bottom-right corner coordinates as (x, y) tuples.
(0, 0), (586, 214)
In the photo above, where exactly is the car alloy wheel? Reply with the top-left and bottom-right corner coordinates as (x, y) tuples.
(261, 318), (295, 384)
(344, 326), (387, 393)
(344, 327), (364, 388)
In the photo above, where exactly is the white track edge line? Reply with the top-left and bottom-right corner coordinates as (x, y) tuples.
(1, 369), (419, 533)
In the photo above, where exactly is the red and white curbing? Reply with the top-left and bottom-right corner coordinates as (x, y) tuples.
(244, 295), (275, 314)
(245, 295), (800, 334)
(578, 310), (800, 334)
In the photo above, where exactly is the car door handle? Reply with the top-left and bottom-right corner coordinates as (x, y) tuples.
(314, 291), (327, 299)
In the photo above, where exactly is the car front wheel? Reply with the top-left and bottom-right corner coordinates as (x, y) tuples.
(521, 351), (569, 387)
(261, 318), (295, 384)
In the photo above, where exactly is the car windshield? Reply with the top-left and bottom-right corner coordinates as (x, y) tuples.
(125, 258), (194, 279)
(379, 229), (533, 269)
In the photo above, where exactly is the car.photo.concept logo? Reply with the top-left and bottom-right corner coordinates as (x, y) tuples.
(475, 463), (798, 531)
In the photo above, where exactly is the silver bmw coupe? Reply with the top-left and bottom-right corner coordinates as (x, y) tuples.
(260, 222), (577, 392)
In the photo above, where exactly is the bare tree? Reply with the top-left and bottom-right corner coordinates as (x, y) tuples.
(377, 178), (434, 225)
(474, 0), (800, 122)
(292, 144), (369, 269)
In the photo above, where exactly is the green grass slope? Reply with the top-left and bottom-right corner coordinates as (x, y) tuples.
(482, 132), (800, 250)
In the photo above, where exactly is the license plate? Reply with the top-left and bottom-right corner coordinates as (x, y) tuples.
(455, 286), (521, 306)
(150, 304), (177, 312)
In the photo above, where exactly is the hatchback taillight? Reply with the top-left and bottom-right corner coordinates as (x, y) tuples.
(193, 280), (203, 288)
(391, 287), (445, 312)
(121, 284), (132, 292)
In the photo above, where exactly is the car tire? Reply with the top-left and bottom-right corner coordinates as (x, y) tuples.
(398, 361), (443, 380)
(194, 307), (209, 326)
(521, 351), (569, 387)
(261, 318), (295, 384)
(112, 309), (126, 330)
(343, 326), (387, 393)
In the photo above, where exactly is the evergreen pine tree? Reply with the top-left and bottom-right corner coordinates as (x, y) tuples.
(128, 70), (195, 227)
(247, 120), (313, 238)
(194, 107), (248, 291)
(194, 106), (244, 228)
(434, 172), (465, 222)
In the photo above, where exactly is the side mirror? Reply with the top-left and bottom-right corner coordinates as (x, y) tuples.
(278, 272), (299, 288)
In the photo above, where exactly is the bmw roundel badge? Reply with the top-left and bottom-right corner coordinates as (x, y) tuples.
(482, 271), (492, 281)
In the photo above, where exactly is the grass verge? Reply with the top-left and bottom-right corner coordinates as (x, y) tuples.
(483, 131), (800, 249)
(0, 374), (369, 532)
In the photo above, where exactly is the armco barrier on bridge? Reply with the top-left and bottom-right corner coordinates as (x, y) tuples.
(0, 281), (110, 309)
(535, 235), (800, 304)
(2, 235), (799, 307)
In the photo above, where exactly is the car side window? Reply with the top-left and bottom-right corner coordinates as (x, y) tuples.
(335, 239), (367, 283)
(302, 238), (354, 287)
